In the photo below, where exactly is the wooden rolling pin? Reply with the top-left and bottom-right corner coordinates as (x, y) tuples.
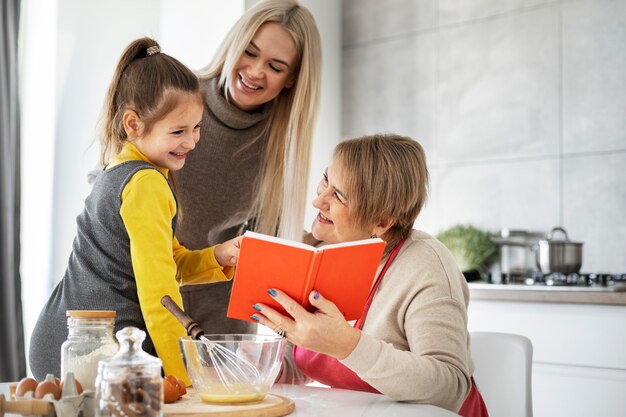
(0, 394), (53, 417)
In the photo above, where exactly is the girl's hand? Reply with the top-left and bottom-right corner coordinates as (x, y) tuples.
(252, 289), (361, 359)
(214, 235), (243, 267)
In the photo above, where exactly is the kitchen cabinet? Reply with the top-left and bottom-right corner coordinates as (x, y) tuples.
(467, 296), (626, 417)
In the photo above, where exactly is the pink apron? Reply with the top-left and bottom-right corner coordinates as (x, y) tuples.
(293, 238), (489, 417)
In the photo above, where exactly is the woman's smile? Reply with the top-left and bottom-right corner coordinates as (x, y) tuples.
(317, 212), (333, 224)
(228, 22), (297, 112)
(238, 73), (262, 92)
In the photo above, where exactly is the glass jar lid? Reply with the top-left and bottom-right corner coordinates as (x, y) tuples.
(100, 326), (161, 370)
(66, 310), (116, 318)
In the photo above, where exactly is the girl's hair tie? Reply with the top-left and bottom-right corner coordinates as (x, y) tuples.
(146, 45), (160, 56)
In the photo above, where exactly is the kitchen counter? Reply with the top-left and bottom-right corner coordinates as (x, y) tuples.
(271, 384), (458, 416)
(469, 282), (626, 305)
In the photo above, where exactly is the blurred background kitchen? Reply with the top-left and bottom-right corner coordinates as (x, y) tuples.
(2, 0), (625, 416)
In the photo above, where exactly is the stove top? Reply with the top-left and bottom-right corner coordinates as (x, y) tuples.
(495, 272), (626, 289)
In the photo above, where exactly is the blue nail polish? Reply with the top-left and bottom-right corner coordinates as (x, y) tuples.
(268, 289), (277, 297)
(253, 304), (262, 311)
(313, 290), (319, 300)
(250, 315), (260, 321)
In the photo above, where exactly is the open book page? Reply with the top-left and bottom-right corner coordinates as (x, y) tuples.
(243, 231), (315, 250)
(321, 237), (385, 249)
(245, 231), (383, 251)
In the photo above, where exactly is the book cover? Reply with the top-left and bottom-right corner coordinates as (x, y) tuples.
(226, 231), (386, 322)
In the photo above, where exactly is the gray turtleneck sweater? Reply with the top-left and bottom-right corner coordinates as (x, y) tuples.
(175, 76), (269, 334)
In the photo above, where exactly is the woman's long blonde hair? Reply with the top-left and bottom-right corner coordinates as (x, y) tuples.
(199, 0), (321, 240)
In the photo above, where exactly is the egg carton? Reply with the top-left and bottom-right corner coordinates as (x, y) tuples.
(1, 374), (94, 417)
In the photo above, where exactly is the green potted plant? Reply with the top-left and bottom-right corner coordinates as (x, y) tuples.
(436, 224), (498, 281)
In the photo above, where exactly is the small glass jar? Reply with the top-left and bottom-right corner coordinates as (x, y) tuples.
(95, 327), (163, 417)
(61, 310), (118, 391)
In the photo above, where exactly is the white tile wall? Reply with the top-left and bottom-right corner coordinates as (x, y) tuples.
(439, 0), (558, 26)
(439, 7), (560, 162)
(342, 0), (626, 272)
(563, 153), (626, 272)
(342, 33), (438, 156)
(342, 0), (436, 45)
(433, 158), (560, 233)
(562, 0), (626, 153)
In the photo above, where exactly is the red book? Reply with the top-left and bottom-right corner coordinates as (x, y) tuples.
(227, 231), (386, 322)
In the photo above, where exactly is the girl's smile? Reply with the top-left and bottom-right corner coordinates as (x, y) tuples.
(129, 94), (203, 172)
(170, 151), (189, 160)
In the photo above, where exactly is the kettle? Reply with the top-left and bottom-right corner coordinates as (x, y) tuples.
(536, 227), (583, 274)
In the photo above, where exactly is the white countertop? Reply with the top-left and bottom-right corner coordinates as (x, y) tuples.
(271, 384), (459, 416)
(1, 382), (458, 417)
(468, 282), (626, 305)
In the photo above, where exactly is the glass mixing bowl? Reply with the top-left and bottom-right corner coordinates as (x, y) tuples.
(179, 334), (286, 404)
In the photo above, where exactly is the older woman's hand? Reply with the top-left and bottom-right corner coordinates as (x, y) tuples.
(252, 289), (361, 359)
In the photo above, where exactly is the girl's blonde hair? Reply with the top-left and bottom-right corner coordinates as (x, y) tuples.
(199, 0), (321, 240)
(100, 37), (203, 166)
(334, 134), (430, 254)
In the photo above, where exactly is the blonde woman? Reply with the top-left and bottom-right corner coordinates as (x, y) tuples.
(175, 0), (321, 334)
(253, 135), (489, 416)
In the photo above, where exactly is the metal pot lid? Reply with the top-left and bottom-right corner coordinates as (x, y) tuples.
(492, 229), (546, 246)
(540, 227), (583, 245)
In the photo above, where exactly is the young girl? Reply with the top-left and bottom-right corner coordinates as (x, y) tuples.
(29, 37), (240, 384)
(176, 0), (322, 336)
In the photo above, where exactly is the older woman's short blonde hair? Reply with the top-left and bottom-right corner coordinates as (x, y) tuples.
(333, 134), (429, 251)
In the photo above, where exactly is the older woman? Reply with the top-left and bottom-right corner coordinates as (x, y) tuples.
(251, 134), (488, 416)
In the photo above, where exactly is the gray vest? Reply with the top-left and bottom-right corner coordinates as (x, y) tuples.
(29, 160), (177, 380)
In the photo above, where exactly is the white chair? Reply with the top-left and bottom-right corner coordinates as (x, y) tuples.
(470, 331), (533, 417)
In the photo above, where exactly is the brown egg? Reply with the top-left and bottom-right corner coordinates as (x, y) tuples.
(163, 378), (180, 403)
(59, 378), (83, 395)
(174, 376), (187, 395)
(16, 377), (38, 397)
(164, 376), (182, 393)
(34, 380), (61, 400)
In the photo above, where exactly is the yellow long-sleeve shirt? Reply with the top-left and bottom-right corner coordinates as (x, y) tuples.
(109, 142), (232, 383)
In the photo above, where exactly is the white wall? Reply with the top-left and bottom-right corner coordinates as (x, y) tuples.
(300, 0), (342, 228)
(19, 0), (58, 373)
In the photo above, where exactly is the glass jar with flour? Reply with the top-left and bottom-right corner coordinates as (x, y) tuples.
(61, 310), (118, 391)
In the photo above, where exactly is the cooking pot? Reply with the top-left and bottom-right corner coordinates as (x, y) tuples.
(491, 229), (545, 277)
(536, 227), (583, 274)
